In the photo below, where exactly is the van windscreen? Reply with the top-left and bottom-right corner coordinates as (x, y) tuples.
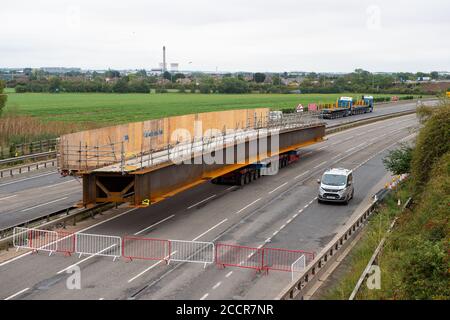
(322, 174), (347, 186)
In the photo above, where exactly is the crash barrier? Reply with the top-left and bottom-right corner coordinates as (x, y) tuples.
(12, 227), (314, 274)
(169, 240), (215, 267)
(291, 255), (306, 282)
(75, 233), (122, 261)
(215, 243), (315, 273)
(13, 227), (75, 255)
(122, 236), (170, 262)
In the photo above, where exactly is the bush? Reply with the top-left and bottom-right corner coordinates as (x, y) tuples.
(410, 103), (450, 192)
(217, 78), (250, 94)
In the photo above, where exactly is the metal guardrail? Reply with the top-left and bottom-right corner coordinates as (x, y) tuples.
(0, 158), (57, 178)
(276, 194), (384, 300)
(348, 197), (412, 300)
(0, 138), (57, 160)
(0, 151), (56, 166)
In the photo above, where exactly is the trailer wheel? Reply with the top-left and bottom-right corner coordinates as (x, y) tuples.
(245, 173), (251, 184)
(238, 174), (245, 186)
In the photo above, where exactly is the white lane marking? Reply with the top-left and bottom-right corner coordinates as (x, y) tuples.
(317, 146), (328, 150)
(0, 207), (137, 267)
(0, 172), (56, 187)
(268, 182), (288, 194)
(303, 151), (313, 156)
(272, 231), (278, 236)
(331, 153), (342, 160)
(187, 194), (216, 209)
(99, 298), (104, 300)
(127, 252), (177, 283)
(41, 180), (77, 189)
(313, 161), (327, 169)
(0, 195), (17, 201)
(134, 214), (175, 235)
(4, 287), (29, 300)
(356, 142), (367, 148)
(56, 244), (117, 274)
(345, 147), (357, 153)
(212, 282), (222, 290)
(286, 218), (292, 224)
(235, 198), (261, 214)
(225, 271), (233, 278)
(264, 238), (271, 243)
(20, 197), (68, 212)
(200, 293), (209, 300)
(294, 170), (310, 180)
(280, 224), (286, 230)
(192, 218), (228, 241)
(226, 186), (236, 191)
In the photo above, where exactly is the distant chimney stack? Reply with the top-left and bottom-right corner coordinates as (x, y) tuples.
(163, 46), (166, 72)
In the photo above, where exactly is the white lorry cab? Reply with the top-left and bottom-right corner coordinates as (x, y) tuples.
(317, 168), (354, 204)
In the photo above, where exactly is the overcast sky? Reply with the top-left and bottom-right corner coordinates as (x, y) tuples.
(1, 0), (449, 72)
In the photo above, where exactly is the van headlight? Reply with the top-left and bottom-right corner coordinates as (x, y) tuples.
(319, 187), (325, 195)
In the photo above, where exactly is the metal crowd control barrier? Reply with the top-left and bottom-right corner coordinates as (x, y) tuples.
(169, 240), (215, 267)
(291, 255), (306, 282)
(75, 233), (122, 261)
(215, 243), (263, 271)
(122, 236), (170, 262)
(262, 248), (314, 273)
(215, 243), (315, 274)
(13, 227), (75, 255)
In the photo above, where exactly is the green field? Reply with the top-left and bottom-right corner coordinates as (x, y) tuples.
(5, 92), (415, 125)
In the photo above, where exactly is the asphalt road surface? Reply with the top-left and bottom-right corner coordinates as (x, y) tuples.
(0, 99), (433, 230)
(0, 112), (419, 300)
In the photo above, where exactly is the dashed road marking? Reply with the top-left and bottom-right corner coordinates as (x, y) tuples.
(294, 170), (310, 179)
(235, 198), (261, 214)
(200, 293), (209, 300)
(192, 218), (228, 241)
(187, 194), (216, 209)
(225, 271), (233, 278)
(268, 182), (288, 194)
(4, 288), (29, 300)
(313, 161), (327, 169)
(212, 282), (222, 290)
(134, 214), (175, 235)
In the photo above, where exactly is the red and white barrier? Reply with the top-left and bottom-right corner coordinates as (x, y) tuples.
(169, 240), (214, 267)
(75, 233), (121, 261)
(122, 236), (170, 262)
(262, 247), (314, 273)
(13, 227), (75, 255)
(215, 243), (263, 271)
(291, 255), (306, 282)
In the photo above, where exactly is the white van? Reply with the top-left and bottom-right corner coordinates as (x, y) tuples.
(317, 168), (354, 204)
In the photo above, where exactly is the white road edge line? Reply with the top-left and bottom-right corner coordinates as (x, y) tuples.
(187, 195), (216, 209)
(4, 287), (29, 300)
(134, 214), (175, 235)
(21, 197), (69, 212)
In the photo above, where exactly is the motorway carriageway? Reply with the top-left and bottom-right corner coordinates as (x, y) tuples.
(0, 113), (419, 300)
(0, 99), (431, 230)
